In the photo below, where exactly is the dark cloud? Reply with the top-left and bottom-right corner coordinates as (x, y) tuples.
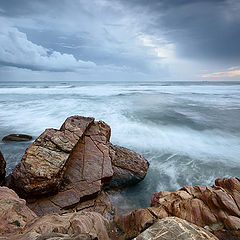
(121, 0), (240, 62)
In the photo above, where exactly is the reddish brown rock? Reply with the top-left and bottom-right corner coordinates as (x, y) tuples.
(109, 144), (149, 189)
(0, 151), (6, 184)
(1, 211), (110, 240)
(0, 186), (37, 235)
(25, 120), (114, 216)
(11, 116), (94, 197)
(151, 177), (240, 231)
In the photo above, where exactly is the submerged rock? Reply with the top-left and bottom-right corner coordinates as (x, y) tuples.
(0, 151), (6, 184)
(134, 217), (218, 240)
(2, 134), (32, 142)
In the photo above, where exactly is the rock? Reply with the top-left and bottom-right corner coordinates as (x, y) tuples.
(26, 120), (114, 217)
(134, 217), (218, 240)
(0, 151), (6, 184)
(11, 116), (94, 197)
(2, 134), (32, 142)
(212, 230), (240, 240)
(9, 115), (148, 220)
(151, 177), (240, 231)
(3, 211), (110, 240)
(109, 144), (149, 189)
(0, 186), (37, 235)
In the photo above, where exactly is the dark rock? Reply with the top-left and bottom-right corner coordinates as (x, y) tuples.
(2, 134), (32, 142)
(0, 151), (6, 184)
(109, 144), (149, 189)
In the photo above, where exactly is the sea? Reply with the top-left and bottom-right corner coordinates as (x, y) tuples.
(0, 80), (240, 210)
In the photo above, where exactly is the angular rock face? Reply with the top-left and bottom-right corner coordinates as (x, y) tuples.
(0, 151), (6, 184)
(0, 186), (37, 235)
(11, 116), (94, 197)
(2, 211), (110, 240)
(151, 177), (240, 231)
(134, 217), (218, 240)
(109, 144), (149, 189)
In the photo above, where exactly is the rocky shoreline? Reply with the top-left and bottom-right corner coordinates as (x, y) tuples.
(0, 116), (239, 239)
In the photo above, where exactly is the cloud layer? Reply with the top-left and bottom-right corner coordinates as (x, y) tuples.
(0, 0), (240, 80)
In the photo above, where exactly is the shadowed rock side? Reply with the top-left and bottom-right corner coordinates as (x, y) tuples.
(11, 116), (94, 197)
(0, 151), (6, 184)
(0, 187), (37, 235)
(109, 144), (149, 189)
(134, 217), (218, 240)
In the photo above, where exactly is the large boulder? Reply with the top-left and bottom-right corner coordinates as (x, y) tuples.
(26, 120), (114, 217)
(134, 217), (218, 240)
(9, 115), (148, 219)
(2, 211), (110, 240)
(11, 116), (94, 197)
(151, 177), (240, 231)
(109, 144), (149, 189)
(0, 151), (6, 184)
(0, 186), (37, 235)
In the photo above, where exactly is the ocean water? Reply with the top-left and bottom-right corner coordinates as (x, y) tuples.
(0, 80), (240, 209)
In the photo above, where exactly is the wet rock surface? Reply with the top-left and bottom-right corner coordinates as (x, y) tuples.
(2, 134), (32, 142)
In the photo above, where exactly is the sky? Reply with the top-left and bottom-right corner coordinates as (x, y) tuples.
(0, 0), (240, 81)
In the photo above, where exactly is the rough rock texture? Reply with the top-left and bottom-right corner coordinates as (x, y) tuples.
(11, 116), (94, 197)
(0, 151), (6, 184)
(109, 144), (149, 189)
(1, 211), (110, 240)
(0, 186), (37, 235)
(2, 134), (32, 142)
(151, 177), (240, 231)
(26, 120), (114, 217)
(134, 217), (218, 240)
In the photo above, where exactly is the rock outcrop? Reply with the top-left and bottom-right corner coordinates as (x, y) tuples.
(134, 217), (218, 240)
(2, 134), (32, 142)
(0, 151), (6, 184)
(151, 177), (240, 231)
(109, 144), (149, 189)
(8, 116), (149, 218)
(0, 187), (37, 235)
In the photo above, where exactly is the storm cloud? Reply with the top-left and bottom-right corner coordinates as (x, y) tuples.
(0, 0), (239, 80)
